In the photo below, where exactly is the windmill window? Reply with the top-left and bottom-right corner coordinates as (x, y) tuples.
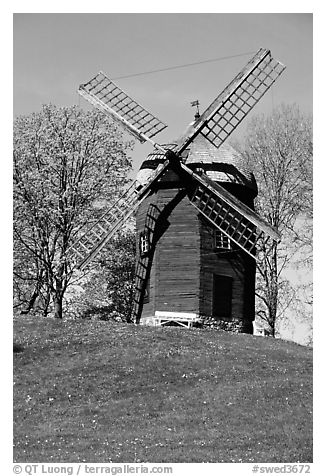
(139, 231), (150, 257)
(214, 230), (232, 250)
(212, 275), (233, 318)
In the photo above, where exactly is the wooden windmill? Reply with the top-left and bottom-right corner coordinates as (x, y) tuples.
(70, 48), (285, 333)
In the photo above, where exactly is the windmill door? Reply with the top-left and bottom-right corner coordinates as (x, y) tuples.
(212, 274), (233, 319)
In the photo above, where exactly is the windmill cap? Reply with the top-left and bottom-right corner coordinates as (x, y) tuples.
(137, 133), (258, 194)
(183, 134), (257, 193)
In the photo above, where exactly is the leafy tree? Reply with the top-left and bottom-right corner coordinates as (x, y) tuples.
(67, 229), (136, 322)
(240, 104), (312, 337)
(14, 104), (133, 318)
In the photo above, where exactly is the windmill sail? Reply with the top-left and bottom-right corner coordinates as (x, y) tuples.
(67, 160), (170, 270)
(78, 71), (167, 147)
(179, 163), (280, 260)
(174, 48), (286, 154)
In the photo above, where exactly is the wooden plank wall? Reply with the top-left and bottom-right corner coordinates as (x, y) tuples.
(155, 188), (201, 314)
(136, 184), (201, 319)
(199, 217), (256, 322)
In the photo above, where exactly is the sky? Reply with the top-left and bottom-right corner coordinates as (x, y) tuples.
(13, 13), (313, 174)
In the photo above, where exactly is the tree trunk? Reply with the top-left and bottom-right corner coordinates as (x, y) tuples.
(269, 243), (278, 337)
(20, 269), (44, 314)
(269, 312), (276, 337)
(53, 267), (66, 319)
(53, 294), (63, 319)
(42, 288), (51, 316)
(20, 290), (39, 314)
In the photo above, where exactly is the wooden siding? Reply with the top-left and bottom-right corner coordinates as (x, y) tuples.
(136, 181), (201, 319)
(155, 187), (200, 314)
(199, 216), (256, 322)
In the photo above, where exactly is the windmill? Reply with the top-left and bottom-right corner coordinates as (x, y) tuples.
(69, 48), (285, 333)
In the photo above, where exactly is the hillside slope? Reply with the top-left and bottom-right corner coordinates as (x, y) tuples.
(13, 317), (313, 463)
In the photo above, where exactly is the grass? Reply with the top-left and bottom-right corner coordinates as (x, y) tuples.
(13, 316), (312, 463)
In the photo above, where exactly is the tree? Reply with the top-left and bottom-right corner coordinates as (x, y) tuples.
(14, 104), (133, 318)
(66, 229), (136, 322)
(240, 104), (312, 337)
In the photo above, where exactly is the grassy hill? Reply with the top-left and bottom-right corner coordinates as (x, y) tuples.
(13, 316), (313, 463)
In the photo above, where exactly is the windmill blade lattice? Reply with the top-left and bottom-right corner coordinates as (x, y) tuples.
(175, 48), (286, 154)
(79, 71), (167, 144)
(179, 163), (280, 261)
(67, 160), (170, 270)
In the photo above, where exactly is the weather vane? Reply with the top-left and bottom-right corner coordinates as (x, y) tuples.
(190, 100), (200, 119)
